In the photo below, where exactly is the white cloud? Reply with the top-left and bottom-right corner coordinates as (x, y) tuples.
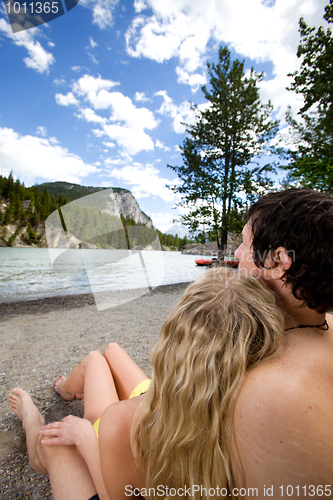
(259, 74), (304, 122)
(86, 37), (99, 63)
(88, 53), (99, 64)
(126, 15), (182, 63)
(56, 75), (160, 155)
(36, 126), (47, 136)
(76, 108), (108, 124)
(0, 127), (97, 184)
(108, 164), (179, 202)
(175, 67), (206, 91)
(104, 157), (130, 165)
(89, 36), (98, 48)
(79, 0), (119, 29)
(135, 91), (150, 102)
(108, 92), (158, 129)
(0, 19), (54, 73)
(155, 90), (198, 133)
(272, 124), (307, 152)
(75, 87), (158, 130)
(55, 92), (80, 106)
(54, 78), (66, 85)
(155, 140), (170, 151)
(95, 124), (155, 155)
(134, 0), (147, 13)
(125, 6), (211, 91)
(125, 0), (329, 106)
(72, 74), (119, 100)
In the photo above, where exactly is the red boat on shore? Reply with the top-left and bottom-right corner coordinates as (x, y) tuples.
(224, 259), (239, 268)
(195, 257), (239, 268)
(195, 258), (216, 267)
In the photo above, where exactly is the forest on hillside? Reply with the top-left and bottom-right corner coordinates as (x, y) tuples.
(0, 173), (190, 250)
(0, 173), (68, 246)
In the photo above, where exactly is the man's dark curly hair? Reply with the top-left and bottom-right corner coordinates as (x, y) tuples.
(248, 188), (333, 313)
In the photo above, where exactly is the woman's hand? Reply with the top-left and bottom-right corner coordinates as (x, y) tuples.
(39, 415), (93, 447)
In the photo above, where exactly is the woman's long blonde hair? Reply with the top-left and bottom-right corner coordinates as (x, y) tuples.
(131, 268), (283, 498)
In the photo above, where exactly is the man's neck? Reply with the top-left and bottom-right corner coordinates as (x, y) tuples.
(266, 278), (326, 331)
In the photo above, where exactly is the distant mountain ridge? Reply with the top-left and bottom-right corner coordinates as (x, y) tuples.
(36, 182), (129, 203)
(165, 223), (190, 238)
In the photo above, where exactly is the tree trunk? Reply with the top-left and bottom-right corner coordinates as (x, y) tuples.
(220, 227), (228, 252)
(218, 216), (228, 260)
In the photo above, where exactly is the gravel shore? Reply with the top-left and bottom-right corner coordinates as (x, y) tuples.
(0, 282), (191, 499)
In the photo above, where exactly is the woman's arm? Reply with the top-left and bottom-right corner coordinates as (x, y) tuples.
(40, 416), (110, 500)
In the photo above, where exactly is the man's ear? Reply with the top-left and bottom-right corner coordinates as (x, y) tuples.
(264, 247), (293, 279)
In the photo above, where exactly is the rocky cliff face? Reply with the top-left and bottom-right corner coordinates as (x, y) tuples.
(104, 190), (152, 228)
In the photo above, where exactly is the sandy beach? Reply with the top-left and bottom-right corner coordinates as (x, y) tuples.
(0, 282), (190, 499)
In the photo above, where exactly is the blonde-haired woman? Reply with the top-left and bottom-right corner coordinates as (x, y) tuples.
(10, 268), (283, 500)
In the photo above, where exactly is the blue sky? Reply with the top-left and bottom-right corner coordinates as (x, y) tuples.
(0, 0), (329, 232)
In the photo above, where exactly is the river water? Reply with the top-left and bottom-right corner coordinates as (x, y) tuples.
(0, 248), (211, 308)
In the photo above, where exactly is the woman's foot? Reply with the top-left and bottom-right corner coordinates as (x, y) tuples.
(54, 376), (75, 401)
(9, 388), (45, 429)
(54, 376), (83, 401)
(9, 388), (48, 474)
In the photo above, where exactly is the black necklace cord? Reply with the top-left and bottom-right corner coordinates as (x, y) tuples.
(284, 319), (329, 332)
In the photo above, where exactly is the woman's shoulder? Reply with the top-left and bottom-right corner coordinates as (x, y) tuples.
(99, 396), (143, 451)
(98, 397), (144, 498)
(100, 396), (142, 429)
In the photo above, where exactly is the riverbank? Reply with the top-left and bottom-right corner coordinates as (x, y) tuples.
(0, 282), (190, 499)
(181, 234), (241, 256)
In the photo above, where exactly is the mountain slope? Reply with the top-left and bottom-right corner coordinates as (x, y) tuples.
(36, 182), (152, 227)
(36, 182), (128, 203)
(165, 223), (190, 238)
(0, 179), (153, 247)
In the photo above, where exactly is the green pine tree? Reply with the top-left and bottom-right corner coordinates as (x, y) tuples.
(168, 46), (279, 253)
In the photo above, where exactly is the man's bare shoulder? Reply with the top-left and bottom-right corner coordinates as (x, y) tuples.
(236, 322), (333, 429)
(235, 359), (321, 431)
(233, 353), (333, 491)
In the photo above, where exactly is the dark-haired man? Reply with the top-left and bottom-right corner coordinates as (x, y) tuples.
(233, 188), (333, 497)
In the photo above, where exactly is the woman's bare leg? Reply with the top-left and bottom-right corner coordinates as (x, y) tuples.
(54, 350), (119, 424)
(9, 388), (97, 500)
(103, 343), (149, 400)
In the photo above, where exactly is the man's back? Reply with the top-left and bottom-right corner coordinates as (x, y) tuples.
(233, 315), (333, 498)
